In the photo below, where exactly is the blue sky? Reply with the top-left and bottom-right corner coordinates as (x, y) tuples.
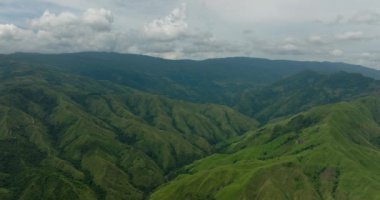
(1, 0), (380, 68)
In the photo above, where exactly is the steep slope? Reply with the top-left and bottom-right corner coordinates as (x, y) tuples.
(5, 52), (380, 105)
(236, 71), (380, 122)
(150, 97), (380, 200)
(0, 62), (256, 199)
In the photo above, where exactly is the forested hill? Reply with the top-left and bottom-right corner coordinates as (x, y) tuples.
(0, 61), (255, 199)
(0, 53), (379, 200)
(3, 52), (380, 105)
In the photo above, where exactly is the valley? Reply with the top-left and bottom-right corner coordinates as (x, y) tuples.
(0, 53), (379, 200)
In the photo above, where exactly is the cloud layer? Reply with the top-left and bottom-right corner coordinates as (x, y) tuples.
(0, 8), (122, 53)
(0, 0), (380, 68)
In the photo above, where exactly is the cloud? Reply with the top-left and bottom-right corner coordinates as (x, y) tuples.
(0, 24), (29, 40)
(181, 34), (241, 57)
(330, 49), (344, 56)
(336, 31), (364, 41)
(252, 36), (317, 56)
(260, 42), (304, 56)
(30, 8), (114, 34)
(129, 29), (240, 59)
(329, 15), (346, 25)
(354, 51), (380, 69)
(1, 1), (380, 68)
(349, 11), (380, 25)
(0, 8), (121, 53)
(281, 43), (298, 51)
(0, 3), (234, 60)
(360, 52), (372, 58)
(142, 3), (188, 41)
(334, 31), (379, 42)
(321, 11), (380, 25)
(30, 11), (77, 30)
(83, 8), (114, 31)
(308, 35), (325, 44)
(132, 3), (243, 59)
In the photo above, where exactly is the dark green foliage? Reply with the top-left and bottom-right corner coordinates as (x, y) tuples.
(271, 114), (320, 139)
(0, 62), (255, 199)
(1, 53), (380, 200)
(0, 140), (45, 173)
(5, 52), (380, 105)
(236, 71), (380, 122)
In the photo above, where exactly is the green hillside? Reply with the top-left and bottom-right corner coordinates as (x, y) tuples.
(1, 54), (380, 200)
(150, 97), (380, 200)
(236, 71), (380, 122)
(0, 62), (255, 199)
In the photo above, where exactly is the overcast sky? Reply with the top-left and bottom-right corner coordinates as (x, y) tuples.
(1, 0), (380, 68)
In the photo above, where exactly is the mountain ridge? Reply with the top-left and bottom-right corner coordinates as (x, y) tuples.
(236, 70), (380, 122)
(3, 52), (380, 106)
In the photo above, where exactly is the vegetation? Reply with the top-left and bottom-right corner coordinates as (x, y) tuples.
(0, 53), (379, 199)
(0, 61), (255, 199)
(236, 71), (380, 122)
(5, 52), (380, 105)
(150, 97), (380, 200)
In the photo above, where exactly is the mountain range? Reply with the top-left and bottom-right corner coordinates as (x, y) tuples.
(0, 52), (379, 200)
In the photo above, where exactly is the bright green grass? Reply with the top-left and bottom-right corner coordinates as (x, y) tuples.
(150, 97), (380, 200)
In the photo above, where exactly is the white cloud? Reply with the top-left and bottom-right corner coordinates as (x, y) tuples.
(0, 24), (28, 40)
(360, 52), (372, 58)
(309, 35), (325, 44)
(30, 8), (114, 35)
(83, 8), (114, 31)
(255, 40), (305, 56)
(336, 31), (364, 41)
(0, 8), (121, 53)
(30, 11), (76, 29)
(354, 51), (380, 69)
(281, 43), (298, 51)
(330, 49), (344, 56)
(0, 24), (33, 52)
(133, 3), (240, 58)
(143, 3), (188, 41)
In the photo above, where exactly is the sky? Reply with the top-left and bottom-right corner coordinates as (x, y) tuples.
(1, 0), (380, 68)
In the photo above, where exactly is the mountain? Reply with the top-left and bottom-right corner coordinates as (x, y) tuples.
(150, 97), (380, 200)
(236, 70), (380, 122)
(4, 52), (380, 105)
(1, 53), (380, 200)
(0, 61), (255, 199)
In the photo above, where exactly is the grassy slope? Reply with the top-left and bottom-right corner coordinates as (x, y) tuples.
(0, 62), (256, 199)
(150, 97), (380, 200)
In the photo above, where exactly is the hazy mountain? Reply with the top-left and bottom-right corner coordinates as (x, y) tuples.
(4, 52), (380, 105)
